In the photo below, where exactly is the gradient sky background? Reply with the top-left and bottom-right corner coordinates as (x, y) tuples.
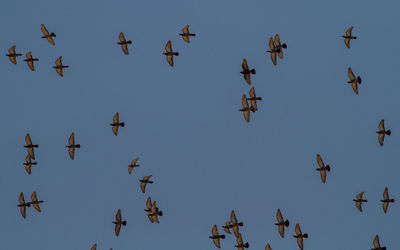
(1, 0), (399, 249)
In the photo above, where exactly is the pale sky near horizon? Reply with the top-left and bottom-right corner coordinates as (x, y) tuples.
(1, 0), (400, 249)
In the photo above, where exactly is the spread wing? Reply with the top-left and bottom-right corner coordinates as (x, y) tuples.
(241, 95), (249, 109)
(344, 38), (350, 48)
(236, 233), (243, 244)
(356, 201), (362, 212)
(378, 120), (385, 131)
(91, 244), (97, 250)
(41, 24), (49, 35)
(152, 214), (160, 223)
(112, 125), (118, 136)
(297, 237), (304, 250)
(143, 175), (152, 181)
(373, 235), (380, 247)
(25, 154), (31, 163)
(295, 224), (302, 235)
(56, 56), (62, 66)
(383, 201), (388, 213)
(56, 67), (64, 77)
(383, 187), (389, 200)
(119, 32), (126, 42)
(233, 225), (240, 238)
(243, 110), (250, 122)
(116, 209), (121, 221)
(213, 238), (221, 248)
(19, 192), (25, 204)
(20, 206), (26, 219)
(265, 244), (272, 250)
(146, 197), (152, 209)
(166, 55), (174, 67)
(378, 133), (385, 146)
(356, 192), (364, 200)
(33, 203), (41, 213)
(8, 45), (16, 54)
(26, 51), (32, 59)
(269, 37), (275, 50)
(230, 210), (237, 223)
(348, 67), (355, 81)
(223, 222), (231, 234)
(211, 224), (218, 236)
(31, 192), (37, 202)
(131, 157), (139, 166)
(25, 134), (32, 145)
(115, 223), (121, 236)
(68, 147), (75, 160)
(182, 35), (190, 43)
(28, 148), (35, 160)
(165, 40), (172, 53)
(121, 44), (129, 55)
(249, 87), (256, 98)
(25, 165), (32, 175)
(316, 154), (324, 168)
(351, 82), (358, 95)
(9, 55), (17, 64)
(242, 59), (249, 71)
(250, 99), (258, 111)
(27, 59), (35, 71)
(113, 112), (119, 124)
(244, 74), (251, 85)
(276, 209), (283, 223)
(278, 225), (285, 238)
(69, 133), (75, 145)
(320, 169), (326, 183)
(346, 26), (353, 36)
(270, 52), (277, 65)
(182, 25), (189, 34)
(140, 182), (147, 193)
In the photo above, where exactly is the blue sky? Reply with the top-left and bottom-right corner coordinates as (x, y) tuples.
(1, 0), (399, 249)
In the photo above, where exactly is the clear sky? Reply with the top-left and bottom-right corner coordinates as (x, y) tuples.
(1, 0), (399, 249)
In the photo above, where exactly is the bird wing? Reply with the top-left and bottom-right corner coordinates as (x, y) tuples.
(41, 24), (49, 35)
(344, 38), (350, 49)
(91, 244), (97, 250)
(113, 112), (119, 123)
(250, 99), (258, 111)
(33, 203), (41, 213)
(25, 134), (32, 145)
(297, 237), (304, 250)
(233, 225), (240, 238)
(213, 238), (221, 248)
(9, 55), (17, 64)
(351, 82), (358, 95)
(270, 52), (277, 65)
(378, 133), (385, 146)
(165, 40), (172, 53)
(249, 87), (256, 98)
(20, 206), (26, 219)
(356, 201), (362, 212)
(143, 175), (152, 181)
(25, 165), (32, 175)
(223, 222), (231, 234)
(356, 192), (364, 200)
(242, 58), (249, 71)
(274, 34), (281, 47)
(230, 210), (238, 223)
(27, 59), (35, 71)
(112, 125), (118, 136)
(269, 37), (275, 50)
(146, 197), (152, 209)
(182, 25), (189, 34)
(320, 169), (326, 183)
(346, 26), (353, 36)
(26, 51), (32, 59)
(68, 147), (75, 160)
(383, 201), (388, 213)
(182, 35), (190, 43)
(243, 73), (251, 85)
(378, 119), (385, 131)
(241, 95), (249, 109)
(8, 45), (16, 54)
(276, 209), (283, 223)
(131, 157), (139, 166)
(69, 133), (75, 145)
(28, 148), (35, 160)
(166, 54), (174, 67)
(236, 233), (243, 244)
(348, 67), (355, 81)
(373, 235), (380, 247)
(212, 224), (218, 236)
(47, 36), (55, 45)
(265, 244), (272, 250)
(152, 214), (160, 223)
(383, 187), (389, 200)
(295, 224), (302, 235)
(278, 224), (285, 238)
(115, 223), (121, 236)
(140, 182), (147, 193)
(121, 44), (129, 55)
(19, 192), (25, 204)
(56, 67), (64, 77)
(119, 32), (126, 42)
(243, 110), (250, 122)
(316, 154), (324, 168)
(56, 56), (62, 66)
(31, 192), (37, 202)
(116, 209), (121, 221)
(25, 154), (31, 163)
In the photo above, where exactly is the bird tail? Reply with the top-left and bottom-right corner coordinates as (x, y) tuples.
(220, 235), (225, 239)
(281, 43), (287, 49)
(250, 69), (256, 74)
(34, 145), (39, 148)
(158, 211), (163, 216)
(120, 122), (125, 127)
(284, 220), (289, 227)
(326, 165), (331, 172)
(303, 233), (308, 238)
(127, 41), (132, 44)
(386, 130), (391, 135)
(357, 76), (362, 84)
(244, 243), (249, 248)
(190, 34), (196, 37)
(51, 32), (56, 37)
(353, 37), (357, 39)
(238, 222), (243, 227)
(390, 199), (395, 203)
(76, 145), (81, 148)
(276, 48), (281, 53)
(122, 221), (127, 226)
(173, 52), (179, 56)
(256, 97), (262, 100)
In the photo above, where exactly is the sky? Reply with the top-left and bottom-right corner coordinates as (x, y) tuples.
(1, 0), (400, 249)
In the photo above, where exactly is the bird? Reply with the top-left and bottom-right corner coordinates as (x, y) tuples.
(293, 224), (308, 250)
(222, 221), (233, 234)
(6, 45), (22, 64)
(342, 26), (356, 49)
(376, 119), (391, 146)
(372, 235), (386, 250)
(28, 192), (43, 212)
(234, 233), (249, 250)
(41, 24), (56, 45)
(163, 40), (179, 67)
(247, 87), (262, 111)
(144, 197), (155, 223)
(23, 52), (38, 71)
(265, 244), (272, 250)
(148, 200), (163, 223)
(353, 192), (367, 212)
(17, 192), (30, 219)
(209, 224), (225, 248)
(110, 112), (124, 136)
(239, 94), (254, 122)
(117, 32), (132, 55)
(240, 59), (256, 85)
(91, 243), (97, 250)
(24, 133), (38, 160)
(230, 210), (243, 238)
(112, 209), (126, 237)
(274, 34), (287, 59)
(347, 67), (362, 95)
(275, 209), (289, 238)
(381, 187), (395, 214)
(140, 175), (153, 193)
(128, 157), (140, 174)
(53, 56), (69, 77)
(66, 132), (80, 160)
(179, 25), (196, 43)
(267, 37), (281, 66)
(316, 154), (331, 183)
(23, 154), (37, 175)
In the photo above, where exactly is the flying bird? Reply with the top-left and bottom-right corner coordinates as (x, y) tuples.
(293, 224), (308, 250)
(29, 192), (43, 212)
(128, 157), (140, 174)
(240, 59), (256, 85)
(381, 187), (395, 214)
(274, 34), (287, 59)
(247, 87), (262, 111)
(209, 224), (225, 248)
(24, 52), (38, 71)
(353, 192), (367, 212)
(230, 210), (243, 238)
(163, 40), (179, 67)
(112, 209), (126, 237)
(66, 132), (80, 160)
(145, 197), (155, 223)
(24, 134), (38, 160)
(140, 175), (153, 193)
(117, 32), (132, 55)
(41, 24), (56, 45)
(148, 200), (163, 223)
(6, 45), (22, 64)
(17, 192), (30, 219)
(53, 56), (69, 77)
(267, 37), (281, 66)
(23, 154), (37, 175)
(179, 25), (196, 43)
(347, 67), (362, 95)
(316, 154), (331, 183)
(110, 112), (124, 136)
(265, 244), (272, 250)
(372, 235), (386, 250)
(239, 94), (254, 122)
(342, 26), (357, 49)
(275, 209), (289, 238)
(376, 120), (391, 146)
(234, 233), (249, 250)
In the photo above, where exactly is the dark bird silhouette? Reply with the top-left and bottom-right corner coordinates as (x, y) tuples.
(23, 154), (37, 175)
(110, 112), (124, 136)
(265, 244), (272, 250)
(275, 209), (289, 238)
(53, 56), (69, 77)
(24, 134), (38, 160)
(28, 192), (43, 213)
(230, 210), (243, 238)
(377, 119), (391, 146)
(6, 45), (22, 64)
(372, 235), (386, 250)
(240, 59), (256, 85)
(66, 132), (80, 160)
(112, 209), (126, 237)
(222, 221), (233, 234)
(41, 24), (56, 45)
(353, 192), (367, 212)
(381, 187), (395, 214)
(274, 34), (287, 59)
(24, 52), (38, 71)
(234, 233), (249, 250)
(140, 175), (153, 193)
(163, 40), (179, 67)
(17, 192), (30, 219)
(293, 224), (308, 250)
(117, 32), (132, 55)
(91, 243), (97, 250)
(247, 87), (262, 111)
(347, 67), (362, 95)
(267, 37), (281, 66)
(180, 25), (196, 43)
(148, 200), (163, 223)
(128, 157), (140, 174)
(209, 224), (225, 248)
(342, 26), (356, 49)
(316, 154), (330, 183)
(239, 94), (254, 122)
